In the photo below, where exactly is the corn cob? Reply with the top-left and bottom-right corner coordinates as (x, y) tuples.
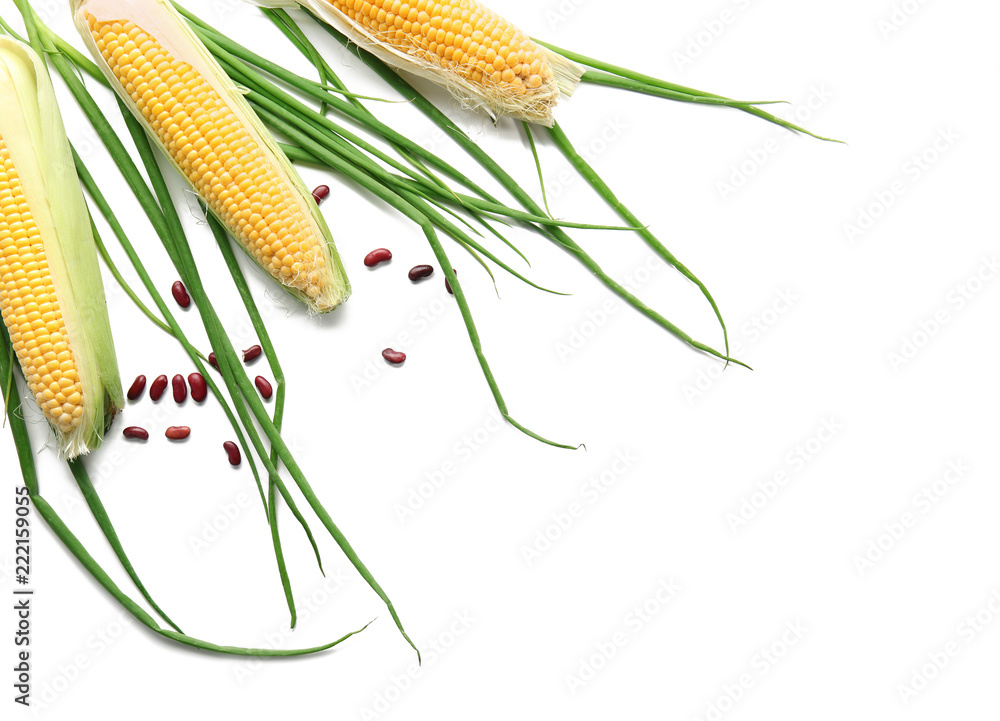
(0, 38), (123, 459)
(72, 0), (350, 314)
(254, 0), (581, 126)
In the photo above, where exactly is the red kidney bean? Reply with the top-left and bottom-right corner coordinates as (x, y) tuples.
(445, 268), (457, 295)
(149, 374), (168, 401)
(255, 376), (273, 399)
(243, 345), (262, 363)
(408, 264), (434, 281)
(172, 374), (187, 403)
(126, 375), (146, 401)
(382, 348), (406, 364)
(171, 280), (190, 308)
(312, 185), (330, 204)
(208, 352), (219, 370)
(223, 441), (241, 467)
(122, 426), (149, 441)
(188, 372), (207, 402)
(165, 426), (190, 440)
(364, 248), (392, 267)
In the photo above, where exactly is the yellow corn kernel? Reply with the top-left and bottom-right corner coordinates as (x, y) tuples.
(0, 143), (83, 435)
(0, 38), (123, 458)
(300, 0), (581, 125)
(74, 0), (350, 313)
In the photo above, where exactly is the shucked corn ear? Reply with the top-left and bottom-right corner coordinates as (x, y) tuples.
(0, 38), (123, 459)
(253, 0), (582, 126)
(72, 0), (351, 314)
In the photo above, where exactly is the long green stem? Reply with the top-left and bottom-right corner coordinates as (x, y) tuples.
(536, 40), (839, 142)
(208, 214), (327, 575)
(318, 23), (745, 368)
(18, 3), (418, 656)
(0, 326), (365, 657)
(69, 459), (183, 633)
(546, 121), (731, 362)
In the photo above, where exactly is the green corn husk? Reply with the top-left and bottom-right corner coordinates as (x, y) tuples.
(0, 37), (122, 458)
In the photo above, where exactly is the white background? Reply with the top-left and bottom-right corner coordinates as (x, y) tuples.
(3, 0), (999, 718)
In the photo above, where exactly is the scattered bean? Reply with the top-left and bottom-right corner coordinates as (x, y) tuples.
(149, 375), (168, 401)
(408, 264), (434, 281)
(171, 280), (190, 308)
(188, 372), (207, 402)
(165, 426), (190, 440)
(223, 441), (241, 467)
(243, 345), (262, 363)
(312, 184), (330, 204)
(172, 374), (187, 403)
(208, 352), (219, 369)
(126, 375), (146, 401)
(446, 268), (457, 295)
(364, 248), (393, 267)
(255, 376), (273, 399)
(122, 426), (149, 441)
(382, 348), (406, 364)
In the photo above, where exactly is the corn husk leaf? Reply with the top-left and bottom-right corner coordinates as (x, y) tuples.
(248, 0), (581, 126)
(0, 37), (123, 458)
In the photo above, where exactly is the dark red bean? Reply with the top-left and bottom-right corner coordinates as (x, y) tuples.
(122, 426), (149, 441)
(171, 280), (190, 308)
(172, 374), (187, 403)
(188, 372), (207, 402)
(445, 268), (457, 295)
(126, 375), (146, 401)
(382, 348), (406, 364)
(243, 345), (262, 363)
(364, 248), (392, 267)
(408, 264), (434, 281)
(312, 184), (330, 204)
(208, 352), (219, 369)
(255, 376), (273, 399)
(223, 441), (241, 467)
(149, 374), (168, 401)
(165, 426), (191, 440)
